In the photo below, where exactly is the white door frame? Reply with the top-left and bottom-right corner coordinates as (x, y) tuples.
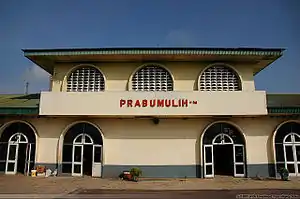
(233, 144), (246, 177)
(71, 133), (94, 177)
(24, 143), (32, 176)
(295, 144), (300, 177)
(72, 144), (83, 177)
(5, 132), (29, 175)
(283, 144), (299, 176)
(5, 143), (19, 174)
(204, 145), (214, 178)
(203, 133), (246, 178)
(92, 145), (102, 177)
(283, 133), (300, 176)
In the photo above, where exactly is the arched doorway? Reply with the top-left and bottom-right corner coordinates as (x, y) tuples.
(274, 122), (300, 176)
(202, 122), (246, 178)
(0, 122), (36, 175)
(61, 122), (103, 177)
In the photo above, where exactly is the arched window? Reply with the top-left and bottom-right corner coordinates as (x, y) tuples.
(131, 64), (173, 91)
(212, 133), (234, 145)
(67, 66), (105, 92)
(274, 122), (300, 176)
(0, 122), (36, 175)
(8, 132), (28, 143)
(73, 134), (94, 145)
(199, 64), (241, 91)
(203, 122), (245, 145)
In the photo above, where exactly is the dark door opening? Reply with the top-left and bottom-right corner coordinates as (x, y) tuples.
(17, 143), (27, 174)
(83, 145), (93, 176)
(213, 145), (234, 176)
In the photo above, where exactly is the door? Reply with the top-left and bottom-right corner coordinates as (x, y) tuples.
(296, 145), (300, 176)
(5, 143), (19, 174)
(72, 145), (83, 176)
(92, 145), (102, 177)
(284, 144), (300, 176)
(204, 145), (214, 178)
(233, 144), (245, 177)
(24, 143), (32, 176)
(284, 144), (297, 176)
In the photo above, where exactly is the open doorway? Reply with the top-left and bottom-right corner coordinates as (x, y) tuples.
(62, 122), (103, 177)
(202, 122), (246, 178)
(16, 143), (27, 174)
(213, 145), (233, 176)
(83, 145), (93, 176)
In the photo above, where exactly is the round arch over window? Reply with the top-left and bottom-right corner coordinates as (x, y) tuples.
(67, 65), (105, 92)
(8, 132), (28, 143)
(0, 122), (36, 144)
(0, 122), (36, 175)
(284, 133), (300, 144)
(199, 64), (242, 91)
(131, 64), (174, 91)
(63, 122), (103, 145)
(73, 133), (94, 145)
(274, 121), (300, 176)
(203, 122), (245, 145)
(212, 133), (234, 145)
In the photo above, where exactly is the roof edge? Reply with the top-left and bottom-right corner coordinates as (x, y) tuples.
(22, 47), (285, 53)
(267, 93), (300, 95)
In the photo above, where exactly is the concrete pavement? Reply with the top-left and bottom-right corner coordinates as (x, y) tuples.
(0, 189), (299, 199)
(0, 175), (299, 198)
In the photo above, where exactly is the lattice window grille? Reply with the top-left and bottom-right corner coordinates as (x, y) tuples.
(67, 66), (105, 92)
(199, 65), (241, 91)
(132, 65), (173, 91)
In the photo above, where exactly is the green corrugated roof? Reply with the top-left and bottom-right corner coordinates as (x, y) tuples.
(267, 107), (300, 114)
(0, 94), (39, 115)
(23, 47), (284, 57)
(266, 94), (300, 114)
(0, 107), (39, 115)
(266, 94), (300, 107)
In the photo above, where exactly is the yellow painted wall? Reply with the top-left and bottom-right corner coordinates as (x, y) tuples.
(50, 62), (256, 92)
(0, 117), (294, 166)
(232, 117), (280, 164)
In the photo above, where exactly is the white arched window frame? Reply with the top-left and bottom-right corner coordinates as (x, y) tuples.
(131, 64), (174, 91)
(283, 133), (300, 144)
(73, 133), (94, 145)
(199, 64), (242, 91)
(212, 133), (234, 145)
(67, 66), (105, 92)
(8, 132), (28, 144)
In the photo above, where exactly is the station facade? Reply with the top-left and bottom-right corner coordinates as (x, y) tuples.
(0, 47), (299, 178)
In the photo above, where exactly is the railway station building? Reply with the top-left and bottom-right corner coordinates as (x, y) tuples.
(0, 47), (299, 178)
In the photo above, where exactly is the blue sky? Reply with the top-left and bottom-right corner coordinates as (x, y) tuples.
(0, 0), (299, 94)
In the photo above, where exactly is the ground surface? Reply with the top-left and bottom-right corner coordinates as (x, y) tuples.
(70, 189), (300, 199)
(0, 175), (299, 198)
